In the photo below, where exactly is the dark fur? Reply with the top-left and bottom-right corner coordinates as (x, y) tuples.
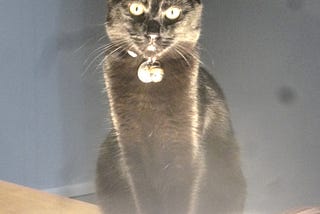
(96, 0), (246, 213)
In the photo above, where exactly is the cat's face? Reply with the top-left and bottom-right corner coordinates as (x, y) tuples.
(106, 0), (202, 59)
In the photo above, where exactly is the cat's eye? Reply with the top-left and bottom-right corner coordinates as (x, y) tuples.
(164, 7), (181, 20)
(129, 2), (145, 16)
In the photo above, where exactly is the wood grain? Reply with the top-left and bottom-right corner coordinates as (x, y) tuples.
(0, 180), (101, 214)
(284, 207), (320, 214)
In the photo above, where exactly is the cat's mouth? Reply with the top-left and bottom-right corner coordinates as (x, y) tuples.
(142, 37), (162, 59)
(143, 44), (159, 58)
(129, 35), (166, 59)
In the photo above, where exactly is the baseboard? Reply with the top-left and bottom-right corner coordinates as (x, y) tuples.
(43, 182), (95, 197)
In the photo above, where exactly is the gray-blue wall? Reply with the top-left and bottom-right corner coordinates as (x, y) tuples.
(0, 0), (108, 194)
(1, 0), (319, 213)
(201, 0), (320, 213)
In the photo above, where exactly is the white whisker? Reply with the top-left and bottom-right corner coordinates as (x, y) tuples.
(84, 43), (116, 65)
(176, 44), (202, 65)
(82, 40), (129, 78)
(73, 32), (107, 55)
(174, 48), (190, 66)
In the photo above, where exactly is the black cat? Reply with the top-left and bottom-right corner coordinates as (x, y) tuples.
(96, 0), (246, 213)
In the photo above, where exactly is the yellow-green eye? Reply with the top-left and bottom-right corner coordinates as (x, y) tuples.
(165, 7), (181, 20)
(129, 2), (145, 16)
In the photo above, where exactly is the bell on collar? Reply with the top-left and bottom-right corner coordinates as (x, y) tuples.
(137, 60), (164, 83)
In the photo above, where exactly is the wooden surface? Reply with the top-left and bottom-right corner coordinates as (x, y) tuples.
(0, 180), (101, 214)
(1, 180), (318, 214)
(284, 207), (320, 214)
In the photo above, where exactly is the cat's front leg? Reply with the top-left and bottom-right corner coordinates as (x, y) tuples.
(124, 148), (198, 214)
(96, 133), (138, 214)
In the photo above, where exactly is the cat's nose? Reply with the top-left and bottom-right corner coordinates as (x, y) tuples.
(146, 20), (160, 38)
(146, 34), (159, 41)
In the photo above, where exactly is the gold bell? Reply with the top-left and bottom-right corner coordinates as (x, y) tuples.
(137, 61), (164, 83)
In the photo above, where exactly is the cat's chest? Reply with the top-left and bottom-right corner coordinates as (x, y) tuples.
(105, 55), (197, 143)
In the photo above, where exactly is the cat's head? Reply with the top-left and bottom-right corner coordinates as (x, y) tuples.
(105, 0), (202, 59)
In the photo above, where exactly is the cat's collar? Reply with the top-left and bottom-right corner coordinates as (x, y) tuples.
(127, 50), (138, 58)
